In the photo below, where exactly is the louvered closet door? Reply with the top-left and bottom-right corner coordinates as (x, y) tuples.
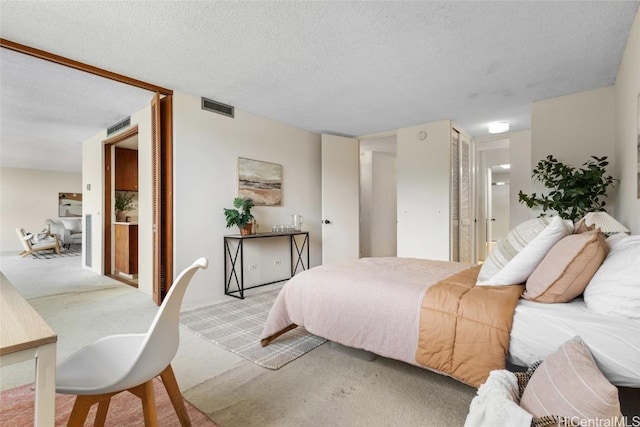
(458, 133), (472, 264)
(450, 129), (472, 264)
(450, 131), (460, 262)
(151, 93), (162, 305)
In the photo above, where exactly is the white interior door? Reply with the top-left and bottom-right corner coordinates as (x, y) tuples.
(321, 134), (360, 264)
(485, 167), (494, 257)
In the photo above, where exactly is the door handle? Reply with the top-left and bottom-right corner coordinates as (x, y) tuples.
(322, 219), (331, 224)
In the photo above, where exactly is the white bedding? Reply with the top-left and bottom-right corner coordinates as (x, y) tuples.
(509, 298), (640, 387)
(261, 257), (640, 388)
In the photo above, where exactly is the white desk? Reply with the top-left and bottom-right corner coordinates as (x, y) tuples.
(1, 272), (57, 426)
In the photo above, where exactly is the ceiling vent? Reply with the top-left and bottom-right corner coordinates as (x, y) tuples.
(107, 116), (131, 136)
(201, 97), (234, 118)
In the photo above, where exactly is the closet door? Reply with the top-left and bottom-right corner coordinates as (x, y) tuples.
(458, 133), (472, 264)
(450, 129), (473, 264)
(450, 131), (460, 262)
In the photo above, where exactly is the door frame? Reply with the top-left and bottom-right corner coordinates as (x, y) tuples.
(2, 39), (174, 305)
(103, 126), (139, 285)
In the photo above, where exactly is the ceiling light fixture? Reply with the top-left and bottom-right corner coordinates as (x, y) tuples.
(488, 121), (510, 134)
(500, 164), (511, 169)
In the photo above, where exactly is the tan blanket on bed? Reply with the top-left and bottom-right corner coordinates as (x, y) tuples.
(415, 265), (524, 387)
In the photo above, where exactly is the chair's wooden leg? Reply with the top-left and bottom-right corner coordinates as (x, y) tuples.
(94, 397), (112, 427)
(66, 393), (118, 427)
(160, 364), (192, 427)
(67, 395), (95, 427)
(129, 380), (158, 427)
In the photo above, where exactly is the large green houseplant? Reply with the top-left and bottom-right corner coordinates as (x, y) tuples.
(518, 155), (617, 222)
(223, 197), (255, 235)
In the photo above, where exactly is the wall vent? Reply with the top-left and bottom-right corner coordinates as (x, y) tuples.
(201, 97), (234, 118)
(107, 117), (131, 136)
(85, 214), (91, 267)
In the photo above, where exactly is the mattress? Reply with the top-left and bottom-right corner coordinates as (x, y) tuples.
(509, 298), (640, 387)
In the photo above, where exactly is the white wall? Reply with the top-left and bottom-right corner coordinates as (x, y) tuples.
(0, 167), (81, 252)
(370, 152), (397, 257)
(172, 92), (322, 305)
(359, 150), (373, 257)
(531, 87), (616, 218)
(614, 9), (640, 234)
(509, 130), (532, 228)
(397, 120), (451, 260)
(532, 86), (615, 168)
(83, 130), (107, 271)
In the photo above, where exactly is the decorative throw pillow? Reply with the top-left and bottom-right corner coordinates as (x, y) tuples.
(523, 230), (608, 303)
(584, 235), (640, 319)
(573, 218), (595, 234)
(520, 336), (622, 424)
(477, 216), (573, 286)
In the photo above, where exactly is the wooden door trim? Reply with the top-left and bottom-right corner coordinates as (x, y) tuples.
(1, 38), (172, 96)
(160, 95), (174, 301)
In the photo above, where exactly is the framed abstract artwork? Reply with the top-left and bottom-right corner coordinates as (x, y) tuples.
(59, 192), (82, 217)
(237, 157), (282, 206)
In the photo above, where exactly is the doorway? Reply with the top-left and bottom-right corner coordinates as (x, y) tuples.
(104, 126), (140, 287)
(475, 138), (510, 261)
(359, 135), (397, 258)
(2, 39), (174, 306)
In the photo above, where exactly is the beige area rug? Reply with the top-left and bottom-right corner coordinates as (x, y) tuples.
(185, 342), (476, 427)
(181, 288), (326, 369)
(0, 377), (218, 426)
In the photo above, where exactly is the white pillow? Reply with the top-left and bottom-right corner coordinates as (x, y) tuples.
(477, 216), (573, 286)
(584, 235), (640, 319)
(605, 232), (628, 251)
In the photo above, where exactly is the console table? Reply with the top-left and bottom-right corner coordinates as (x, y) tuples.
(224, 231), (309, 299)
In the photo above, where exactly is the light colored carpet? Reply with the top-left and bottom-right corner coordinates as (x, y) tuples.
(185, 342), (476, 427)
(181, 288), (326, 369)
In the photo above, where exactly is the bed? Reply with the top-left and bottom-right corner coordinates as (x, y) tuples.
(260, 217), (640, 389)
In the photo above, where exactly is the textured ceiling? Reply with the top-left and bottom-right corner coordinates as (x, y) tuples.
(1, 1), (638, 172)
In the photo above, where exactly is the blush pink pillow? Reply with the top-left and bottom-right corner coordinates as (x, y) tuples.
(524, 230), (608, 303)
(520, 336), (622, 423)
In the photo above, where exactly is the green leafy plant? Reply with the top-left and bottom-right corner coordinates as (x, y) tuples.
(115, 191), (135, 215)
(518, 155), (617, 221)
(223, 197), (255, 229)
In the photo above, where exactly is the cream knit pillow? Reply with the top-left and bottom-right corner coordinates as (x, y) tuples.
(477, 216), (573, 286)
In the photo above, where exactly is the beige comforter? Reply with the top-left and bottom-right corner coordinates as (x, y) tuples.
(416, 265), (524, 387)
(260, 257), (471, 366)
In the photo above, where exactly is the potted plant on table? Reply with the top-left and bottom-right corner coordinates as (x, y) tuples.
(115, 191), (135, 222)
(223, 197), (255, 235)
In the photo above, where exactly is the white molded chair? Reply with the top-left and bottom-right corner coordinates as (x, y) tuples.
(56, 257), (208, 427)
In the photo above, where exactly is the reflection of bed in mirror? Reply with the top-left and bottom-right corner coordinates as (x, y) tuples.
(58, 193), (82, 217)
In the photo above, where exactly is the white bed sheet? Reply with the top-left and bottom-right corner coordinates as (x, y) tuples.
(509, 298), (640, 387)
